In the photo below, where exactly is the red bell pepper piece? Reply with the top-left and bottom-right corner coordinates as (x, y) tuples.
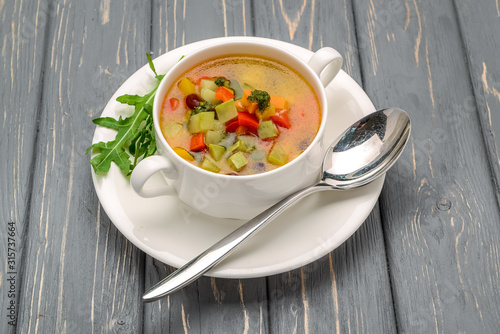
(169, 98), (179, 110)
(271, 113), (290, 129)
(225, 120), (240, 133)
(237, 112), (260, 132)
(190, 133), (206, 152)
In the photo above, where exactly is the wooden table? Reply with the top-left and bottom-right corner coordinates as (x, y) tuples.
(2, 0), (500, 333)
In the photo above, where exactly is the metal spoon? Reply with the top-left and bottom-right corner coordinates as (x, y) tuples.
(143, 108), (411, 302)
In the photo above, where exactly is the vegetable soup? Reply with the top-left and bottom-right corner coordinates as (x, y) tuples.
(160, 55), (321, 175)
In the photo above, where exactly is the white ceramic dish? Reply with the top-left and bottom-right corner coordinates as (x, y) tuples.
(90, 36), (383, 278)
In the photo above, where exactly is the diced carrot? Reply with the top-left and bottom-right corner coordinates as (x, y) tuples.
(242, 89), (252, 103)
(247, 102), (258, 114)
(270, 95), (288, 110)
(190, 132), (206, 152)
(215, 86), (234, 102)
(237, 112), (260, 132)
(241, 89), (259, 114)
(271, 112), (290, 128)
(169, 98), (179, 110)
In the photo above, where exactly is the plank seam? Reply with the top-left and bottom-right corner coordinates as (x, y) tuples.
(350, 0), (365, 88)
(15, 0), (55, 331)
(249, 0), (256, 37)
(377, 199), (401, 334)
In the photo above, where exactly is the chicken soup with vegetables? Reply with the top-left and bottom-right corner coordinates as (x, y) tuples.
(160, 55), (321, 175)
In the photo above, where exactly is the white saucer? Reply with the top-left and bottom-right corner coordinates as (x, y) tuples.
(90, 36), (384, 279)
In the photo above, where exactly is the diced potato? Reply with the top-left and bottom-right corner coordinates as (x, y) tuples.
(200, 88), (221, 105)
(200, 157), (220, 173)
(228, 152), (248, 171)
(268, 143), (288, 166)
(215, 99), (238, 123)
(229, 140), (247, 153)
(188, 113), (201, 133)
(164, 122), (183, 138)
(208, 144), (226, 161)
(178, 77), (196, 96)
(200, 79), (218, 91)
(257, 120), (278, 139)
(205, 130), (225, 145)
(199, 112), (215, 132)
(189, 112), (215, 133)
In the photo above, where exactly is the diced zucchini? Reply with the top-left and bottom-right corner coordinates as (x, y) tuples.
(208, 144), (226, 161)
(200, 79), (218, 91)
(200, 157), (220, 173)
(188, 113), (201, 133)
(205, 130), (224, 145)
(199, 112), (215, 132)
(215, 99), (238, 123)
(173, 147), (195, 161)
(257, 120), (278, 139)
(256, 105), (276, 120)
(164, 122), (183, 138)
(229, 140), (247, 153)
(178, 77), (196, 96)
(200, 88), (221, 105)
(268, 143), (288, 166)
(228, 152), (248, 171)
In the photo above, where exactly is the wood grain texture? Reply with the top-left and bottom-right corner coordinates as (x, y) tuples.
(0, 0), (48, 333)
(352, 0), (500, 332)
(253, 0), (397, 333)
(144, 1), (268, 333)
(15, 0), (150, 332)
(453, 0), (500, 204)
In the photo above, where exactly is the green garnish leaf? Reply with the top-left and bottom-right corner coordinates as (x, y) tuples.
(191, 101), (215, 115)
(214, 77), (226, 87)
(86, 54), (165, 176)
(146, 53), (157, 76)
(247, 89), (271, 111)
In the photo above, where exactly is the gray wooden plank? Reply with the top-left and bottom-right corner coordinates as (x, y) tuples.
(253, 0), (397, 333)
(15, 0), (151, 332)
(144, 1), (269, 333)
(454, 0), (500, 204)
(352, 0), (500, 332)
(0, 0), (49, 333)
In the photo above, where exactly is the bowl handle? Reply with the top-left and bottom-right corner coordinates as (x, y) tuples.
(130, 155), (178, 198)
(307, 47), (343, 87)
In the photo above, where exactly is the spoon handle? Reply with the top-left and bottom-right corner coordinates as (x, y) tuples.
(143, 183), (331, 302)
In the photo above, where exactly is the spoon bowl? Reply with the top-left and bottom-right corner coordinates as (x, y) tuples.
(143, 108), (411, 302)
(322, 108), (411, 189)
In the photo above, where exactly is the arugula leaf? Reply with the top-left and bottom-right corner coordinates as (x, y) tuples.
(86, 53), (164, 176)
